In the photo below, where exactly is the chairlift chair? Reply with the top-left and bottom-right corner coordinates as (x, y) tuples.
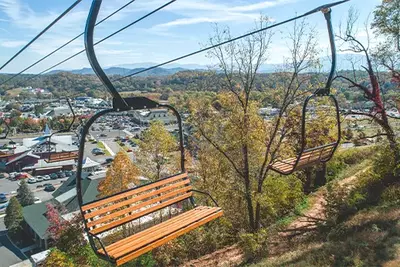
(75, 1), (223, 265)
(269, 8), (341, 175)
(44, 98), (79, 163)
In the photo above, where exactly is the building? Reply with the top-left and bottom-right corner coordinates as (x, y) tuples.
(22, 173), (101, 251)
(131, 108), (177, 125)
(22, 159), (75, 175)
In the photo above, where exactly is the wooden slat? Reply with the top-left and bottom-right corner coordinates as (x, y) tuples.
(107, 207), (218, 256)
(104, 207), (209, 252)
(271, 144), (335, 170)
(82, 172), (188, 211)
(90, 192), (192, 235)
(84, 179), (191, 220)
(87, 186), (192, 228)
(115, 210), (224, 266)
(274, 149), (334, 173)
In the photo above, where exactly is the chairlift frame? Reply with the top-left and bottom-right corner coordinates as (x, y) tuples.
(44, 98), (78, 163)
(269, 8), (341, 175)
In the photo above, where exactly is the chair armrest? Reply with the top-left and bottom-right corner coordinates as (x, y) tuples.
(191, 189), (219, 207)
(87, 231), (111, 261)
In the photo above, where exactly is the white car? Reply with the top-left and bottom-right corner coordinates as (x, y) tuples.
(36, 176), (44, 182)
(9, 172), (18, 178)
(28, 178), (37, 184)
(43, 175), (51, 181)
(34, 197), (41, 204)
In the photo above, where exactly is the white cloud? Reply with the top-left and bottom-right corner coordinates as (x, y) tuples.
(228, 0), (294, 12)
(152, 0), (295, 29)
(0, 39), (26, 47)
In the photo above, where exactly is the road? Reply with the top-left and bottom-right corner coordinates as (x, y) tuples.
(0, 177), (66, 202)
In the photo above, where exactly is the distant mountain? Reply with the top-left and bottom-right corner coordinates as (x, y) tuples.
(47, 67), (187, 76)
(115, 62), (207, 70)
(46, 54), (366, 77)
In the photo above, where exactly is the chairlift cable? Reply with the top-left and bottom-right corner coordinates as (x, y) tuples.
(21, 0), (176, 84)
(0, 0), (138, 86)
(112, 0), (349, 83)
(0, 0), (83, 71)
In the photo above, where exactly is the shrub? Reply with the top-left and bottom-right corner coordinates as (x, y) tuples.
(380, 184), (400, 205)
(43, 248), (74, 267)
(324, 182), (366, 225)
(238, 229), (269, 262)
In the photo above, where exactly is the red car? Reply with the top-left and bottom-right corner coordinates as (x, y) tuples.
(127, 149), (133, 152)
(15, 173), (29, 180)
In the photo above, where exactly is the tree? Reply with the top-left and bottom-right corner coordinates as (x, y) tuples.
(190, 17), (319, 232)
(336, 8), (400, 165)
(4, 197), (23, 236)
(137, 121), (177, 181)
(34, 104), (45, 116)
(46, 203), (68, 241)
(16, 179), (35, 207)
(372, 0), (400, 51)
(98, 151), (140, 198)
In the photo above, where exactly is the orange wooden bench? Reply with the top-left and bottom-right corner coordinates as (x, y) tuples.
(45, 151), (78, 163)
(81, 172), (223, 266)
(270, 143), (336, 174)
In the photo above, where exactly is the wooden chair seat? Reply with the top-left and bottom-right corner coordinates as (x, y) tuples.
(270, 143), (336, 174)
(99, 206), (222, 266)
(45, 151), (78, 163)
(81, 172), (223, 266)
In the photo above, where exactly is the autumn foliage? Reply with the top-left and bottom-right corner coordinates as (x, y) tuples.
(97, 151), (140, 198)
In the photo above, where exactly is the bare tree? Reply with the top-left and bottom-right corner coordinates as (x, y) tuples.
(336, 8), (399, 164)
(191, 17), (319, 231)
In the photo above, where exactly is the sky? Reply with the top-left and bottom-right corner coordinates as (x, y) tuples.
(0, 0), (383, 74)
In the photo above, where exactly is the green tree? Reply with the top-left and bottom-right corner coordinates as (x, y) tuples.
(34, 104), (45, 116)
(16, 179), (35, 206)
(372, 0), (400, 51)
(98, 151), (140, 198)
(4, 197), (23, 236)
(137, 121), (177, 181)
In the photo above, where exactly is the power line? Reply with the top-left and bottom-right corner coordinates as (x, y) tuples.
(0, 0), (137, 86)
(22, 0), (176, 84)
(0, 0), (83, 71)
(113, 0), (350, 83)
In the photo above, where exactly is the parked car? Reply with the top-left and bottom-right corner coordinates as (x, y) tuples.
(44, 184), (56, 192)
(92, 148), (105, 155)
(36, 176), (44, 182)
(65, 171), (73, 177)
(28, 177), (37, 184)
(58, 172), (66, 178)
(127, 149), (133, 153)
(0, 193), (7, 203)
(0, 173), (6, 179)
(43, 175), (51, 181)
(105, 158), (113, 164)
(34, 197), (41, 204)
(15, 173), (29, 180)
(50, 173), (58, 179)
(9, 172), (18, 179)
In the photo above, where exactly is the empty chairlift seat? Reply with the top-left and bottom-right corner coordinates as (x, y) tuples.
(81, 172), (223, 266)
(269, 143), (336, 175)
